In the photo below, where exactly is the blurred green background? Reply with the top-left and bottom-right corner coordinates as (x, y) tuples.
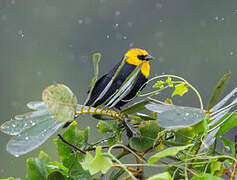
(0, 0), (237, 178)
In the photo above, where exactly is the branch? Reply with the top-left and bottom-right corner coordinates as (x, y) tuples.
(58, 134), (86, 154)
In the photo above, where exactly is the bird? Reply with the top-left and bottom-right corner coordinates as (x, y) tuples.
(63, 48), (153, 128)
(85, 48), (153, 109)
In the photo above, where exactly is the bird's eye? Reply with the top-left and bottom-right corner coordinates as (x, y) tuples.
(137, 55), (146, 60)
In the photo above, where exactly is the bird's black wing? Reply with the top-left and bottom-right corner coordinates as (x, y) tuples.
(85, 59), (123, 106)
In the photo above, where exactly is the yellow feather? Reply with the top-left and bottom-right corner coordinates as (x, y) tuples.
(125, 48), (150, 78)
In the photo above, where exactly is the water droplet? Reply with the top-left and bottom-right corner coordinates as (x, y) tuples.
(215, 16), (219, 21)
(229, 51), (234, 56)
(25, 137), (29, 140)
(10, 0), (15, 4)
(12, 124), (16, 128)
(123, 36), (127, 40)
(106, 34), (110, 38)
(185, 113), (189, 116)
(115, 11), (120, 16)
(113, 23), (119, 29)
(18, 30), (24, 38)
(234, 9), (237, 12)
(129, 42), (134, 47)
(14, 154), (19, 157)
(221, 17), (225, 21)
(78, 19), (83, 24)
(155, 3), (163, 9)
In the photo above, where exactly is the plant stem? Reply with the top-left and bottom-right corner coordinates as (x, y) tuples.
(58, 134), (86, 154)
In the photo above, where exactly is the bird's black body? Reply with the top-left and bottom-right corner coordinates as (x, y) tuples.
(85, 59), (148, 109)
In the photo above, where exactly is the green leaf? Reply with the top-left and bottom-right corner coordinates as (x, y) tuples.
(215, 113), (237, 137)
(146, 103), (176, 113)
(129, 121), (161, 152)
(42, 84), (77, 122)
(84, 53), (101, 105)
(80, 152), (94, 172)
(153, 105), (205, 129)
(26, 151), (51, 180)
(120, 98), (151, 115)
(153, 80), (165, 88)
(97, 121), (118, 134)
(0, 101), (64, 156)
(207, 71), (232, 110)
(46, 161), (69, 176)
(47, 171), (66, 180)
(56, 121), (90, 179)
(210, 161), (222, 175)
(91, 57), (127, 107)
(221, 137), (236, 157)
(7, 117), (63, 156)
(147, 172), (172, 180)
(190, 173), (224, 180)
(172, 82), (188, 97)
(82, 146), (112, 175)
(148, 144), (193, 164)
(105, 62), (142, 108)
(166, 77), (173, 87)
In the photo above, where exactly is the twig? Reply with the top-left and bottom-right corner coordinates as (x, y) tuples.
(58, 134), (86, 154)
(230, 161), (236, 180)
(143, 135), (174, 154)
(230, 135), (237, 180)
(86, 145), (125, 151)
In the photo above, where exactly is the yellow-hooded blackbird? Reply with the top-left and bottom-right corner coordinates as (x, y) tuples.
(85, 48), (153, 109)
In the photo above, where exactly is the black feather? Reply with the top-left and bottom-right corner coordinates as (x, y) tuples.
(85, 59), (147, 108)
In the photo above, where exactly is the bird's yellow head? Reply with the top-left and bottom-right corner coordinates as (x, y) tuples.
(125, 48), (153, 78)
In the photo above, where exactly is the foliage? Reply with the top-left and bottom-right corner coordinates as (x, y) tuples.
(1, 53), (237, 180)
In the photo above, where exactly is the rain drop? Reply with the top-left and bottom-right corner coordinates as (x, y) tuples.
(106, 34), (110, 38)
(12, 124), (16, 128)
(113, 23), (119, 29)
(129, 42), (134, 47)
(18, 30), (24, 38)
(155, 3), (163, 9)
(123, 36), (127, 40)
(14, 154), (19, 158)
(78, 19), (83, 24)
(229, 51), (234, 56)
(214, 16), (219, 21)
(115, 11), (121, 16)
(25, 137), (29, 140)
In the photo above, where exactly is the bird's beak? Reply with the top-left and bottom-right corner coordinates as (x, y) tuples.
(144, 54), (154, 61)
